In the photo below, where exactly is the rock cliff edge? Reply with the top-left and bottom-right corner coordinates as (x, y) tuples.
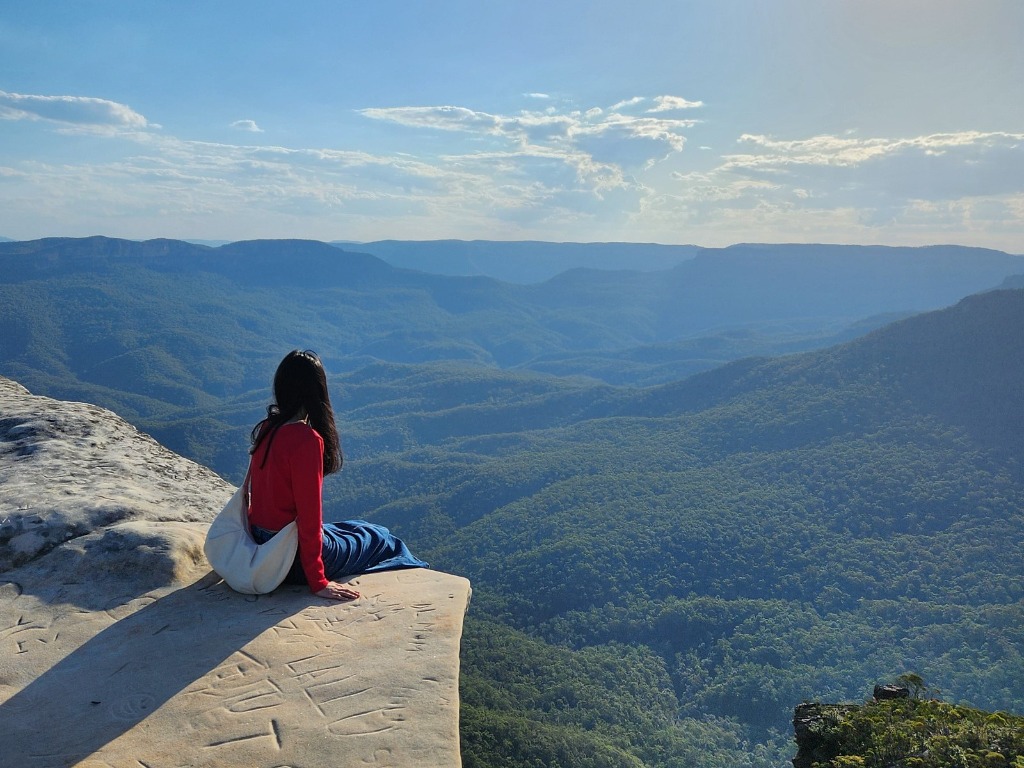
(0, 376), (471, 767)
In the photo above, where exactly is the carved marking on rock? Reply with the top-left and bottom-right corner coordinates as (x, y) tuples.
(327, 705), (406, 737)
(206, 729), (277, 749)
(104, 596), (157, 621)
(271, 717), (283, 750)
(109, 693), (157, 721)
(305, 675), (366, 710)
(224, 681), (286, 714)
(1, 614), (55, 656)
(361, 748), (394, 765)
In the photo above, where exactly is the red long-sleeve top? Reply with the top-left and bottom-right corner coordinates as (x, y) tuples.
(247, 421), (329, 593)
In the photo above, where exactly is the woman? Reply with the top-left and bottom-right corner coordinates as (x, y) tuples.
(247, 350), (427, 600)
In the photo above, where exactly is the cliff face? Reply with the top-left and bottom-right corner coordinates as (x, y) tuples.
(0, 376), (471, 768)
(792, 694), (1024, 768)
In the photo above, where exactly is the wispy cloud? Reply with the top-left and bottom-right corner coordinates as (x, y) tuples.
(230, 119), (264, 133)
(610, 97), (645, 111)
(0, 90), (151, 133)
(4, 86), (1022, 247)
(606, 95), (704, 115)
(358, 98), (699, 181)
(722, 131), (1024, 198)
(358, 105), (502, 134)
(0, 88), (700, 241)
(648, 95), (704, 112)
(663, 129), (1024, 244)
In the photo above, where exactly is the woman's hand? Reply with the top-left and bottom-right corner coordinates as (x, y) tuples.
(316, 581), (360, 601)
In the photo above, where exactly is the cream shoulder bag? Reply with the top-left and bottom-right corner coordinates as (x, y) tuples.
(203, 464), (299, 594)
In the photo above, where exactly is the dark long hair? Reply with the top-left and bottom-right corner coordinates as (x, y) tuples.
(251, 350), (342, 475)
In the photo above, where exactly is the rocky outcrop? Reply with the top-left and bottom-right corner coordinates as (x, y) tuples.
(872, 683), (909, 701)
(0, 376), (471, 767)
(792, 701), (860, 768)
(0, 377), (231, 573)
(792, 690), (1024, 768)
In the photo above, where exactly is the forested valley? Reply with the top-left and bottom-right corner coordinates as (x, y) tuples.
(1, 237), (1022, 767)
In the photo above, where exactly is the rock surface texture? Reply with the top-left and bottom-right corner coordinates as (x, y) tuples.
(0, 377), (471, 767)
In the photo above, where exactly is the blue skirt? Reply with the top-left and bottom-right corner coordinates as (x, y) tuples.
(252, 520), (428, 585)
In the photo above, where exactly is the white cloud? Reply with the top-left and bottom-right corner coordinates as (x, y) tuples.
(0, 93), (713, 241)
(230, 119), (264, 133)
(0, 90), (150, 133)
(610, 97), (645, 111)
(721, 131), (1024, 200)
(359, 105), (502, 134)
(660, 129), (1024, 246)
(359, 99), (699, 185)
(524, 92), (551, 100)
(571, 115), (694, 172)
(727, 131), (1024, 171)
(10, 85), (1020, 249)
(648, 95), (704, 112)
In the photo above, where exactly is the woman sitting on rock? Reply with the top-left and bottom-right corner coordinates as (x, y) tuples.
(248, 349), (427, 601)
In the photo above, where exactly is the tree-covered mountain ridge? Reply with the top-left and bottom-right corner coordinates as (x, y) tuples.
(1, 235), (1021, 418)
(333, 287), (1023, 767)
(332, 238), (704, 283)
(618, 287), (1024, 456)
(327, 287), (1024, 463)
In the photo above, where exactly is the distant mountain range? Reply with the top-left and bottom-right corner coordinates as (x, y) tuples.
(340, 239), (1024, 286)
(335, 239), (702, 282)
(3, 235), (1021, 285)
(1, 235), (1020, 466)
(2, 236), (1020, 386)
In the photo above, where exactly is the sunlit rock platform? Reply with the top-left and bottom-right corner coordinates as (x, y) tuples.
(0, 377), (471, 767)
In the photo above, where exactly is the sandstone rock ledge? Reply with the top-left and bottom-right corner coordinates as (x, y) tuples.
(0, 377), (471, 767)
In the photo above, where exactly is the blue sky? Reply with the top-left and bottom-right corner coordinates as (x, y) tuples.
(1, 1), (1022, 249)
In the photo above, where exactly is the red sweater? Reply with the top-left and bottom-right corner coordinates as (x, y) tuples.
(247, 422), (329, 593)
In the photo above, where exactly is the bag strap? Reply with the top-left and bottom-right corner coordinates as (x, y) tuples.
(239, 458), (256, 537)
(241, 457), (254, 510)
